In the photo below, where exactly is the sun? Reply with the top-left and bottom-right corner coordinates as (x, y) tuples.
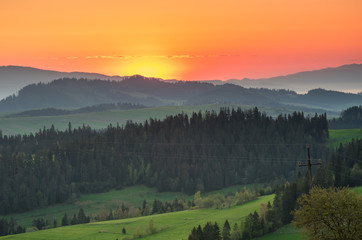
(120, 57), (181, 79)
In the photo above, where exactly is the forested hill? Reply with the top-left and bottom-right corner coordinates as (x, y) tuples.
(1, 76), (362, 113)
(0, 108), (329, 214)
(329, 105), (362, 129)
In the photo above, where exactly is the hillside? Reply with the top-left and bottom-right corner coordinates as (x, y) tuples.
(0, 108), (328, 214)
(0, 185), (192, 228)
(226, 64), (362, 93)
(0, 66), (125, 100)
(0, 104), (338, 136)
(0, 76), (361, 114)
(0, 195), (274, 240)
(1, 64), (361, 101)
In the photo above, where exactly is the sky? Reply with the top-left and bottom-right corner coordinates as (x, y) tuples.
(0, 0), (361, 80)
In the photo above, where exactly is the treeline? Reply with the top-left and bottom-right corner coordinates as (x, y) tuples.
(240, 177), (309, 239)
(189, 221), (226, 240)
(188, 176), (310, 240)
(18, 197), (187, 237)
(0, 108), (329, 214)
(6, 102), (147, 118)
(324, 138), (362, 187)
(193, 187), (262, 209)
(0, 218), (25, 236)
(189, 138), (362, 240)
(329, 105), (362, 129)
(0, 197), (184, 237)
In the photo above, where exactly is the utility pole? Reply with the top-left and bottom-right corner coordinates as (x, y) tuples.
(298, 144), (322, 188)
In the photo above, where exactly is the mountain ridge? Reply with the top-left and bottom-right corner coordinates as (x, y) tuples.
(1, 76), (361, 114)
(224, 63), (362, 93)
(1, 64), (361, 100)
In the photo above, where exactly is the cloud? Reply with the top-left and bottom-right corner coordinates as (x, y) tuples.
(349, 59), (362, 62)
(63, 54), (241, 60)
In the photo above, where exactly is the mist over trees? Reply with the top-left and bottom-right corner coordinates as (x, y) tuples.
(1, 76), (362, 113)
(0, 108), (329, 214)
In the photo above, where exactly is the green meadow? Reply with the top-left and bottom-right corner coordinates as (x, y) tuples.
(0, 105), (242, 135)
(328, 128), (362, 148)
(0, 195), (274, 240)
(255, 224), (305, 240)
(0, 104), (333, 136)
(0, 185), (191, 228)
(1, 184), (258, 229)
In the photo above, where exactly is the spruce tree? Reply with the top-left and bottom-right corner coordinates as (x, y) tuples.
(222, 220), (231, 240)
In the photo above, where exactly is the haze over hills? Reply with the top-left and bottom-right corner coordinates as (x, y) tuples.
(0, 75), (362, 114)
(0, 64), (361, 101)
(222, 64), (362, 93)
(0, 66), (125, 100)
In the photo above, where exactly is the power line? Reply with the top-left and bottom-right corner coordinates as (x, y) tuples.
(298, 144), (322, 187)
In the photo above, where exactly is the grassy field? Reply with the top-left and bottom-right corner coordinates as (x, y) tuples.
(255, 224), (305, 240)
(352, 185), (362, 194)
(0, 104), (335, 136)
(0, 195), (274, 240)
(328, 128), (362, 148)
(0, 185), (192, 228)
(0, 184), (258, 229)
(0, 104), (252, 135)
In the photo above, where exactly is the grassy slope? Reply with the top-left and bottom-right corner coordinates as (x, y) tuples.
(255, 224), (306, 240)
(0, 105), (243, 135)
(1, 184), (257, 229)
(0, 185), (191, 228)
(328, 128), (362, 148)
(0, 195), (274, 240)
(0, 103), (359, 239)
(0, 104), (332, 136)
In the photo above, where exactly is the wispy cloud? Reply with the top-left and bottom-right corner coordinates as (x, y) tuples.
(349, 59), (362, 62)
(62, 54), (241, 60)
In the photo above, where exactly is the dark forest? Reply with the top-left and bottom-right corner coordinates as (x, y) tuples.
(0, 108), (330, 214)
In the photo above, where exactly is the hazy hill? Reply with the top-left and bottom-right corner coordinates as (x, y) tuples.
(5, 103), (147, 118)
(0, 66), (124, 100)
(224, 64), (362, 93)
(0, 76), (362, 113)
(1, 63), (361, 101)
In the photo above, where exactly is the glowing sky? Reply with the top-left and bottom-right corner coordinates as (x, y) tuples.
(0, 0), (361, 80)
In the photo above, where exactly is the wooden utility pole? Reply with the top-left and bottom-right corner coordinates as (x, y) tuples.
(298, 144), (322, 188)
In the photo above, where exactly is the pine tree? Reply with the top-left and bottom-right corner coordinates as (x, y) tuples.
(61, 213), (69, 226)
(189, 227), (199, 240)
(77, 208), (86, 223)
(222, 220), (231, 240)
(213, 222), (222, 240)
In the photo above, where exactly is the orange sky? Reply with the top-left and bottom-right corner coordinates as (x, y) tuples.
(0, 0), (361, 80)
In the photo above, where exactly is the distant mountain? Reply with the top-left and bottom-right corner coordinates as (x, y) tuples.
(0, 66), (125, 100)
(1, 64), (361, 101)
(1, 76), (362, 114)
(223, 64), (362, 93)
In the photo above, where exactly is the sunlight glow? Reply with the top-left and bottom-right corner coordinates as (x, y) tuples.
(120, 58), (182, 79)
